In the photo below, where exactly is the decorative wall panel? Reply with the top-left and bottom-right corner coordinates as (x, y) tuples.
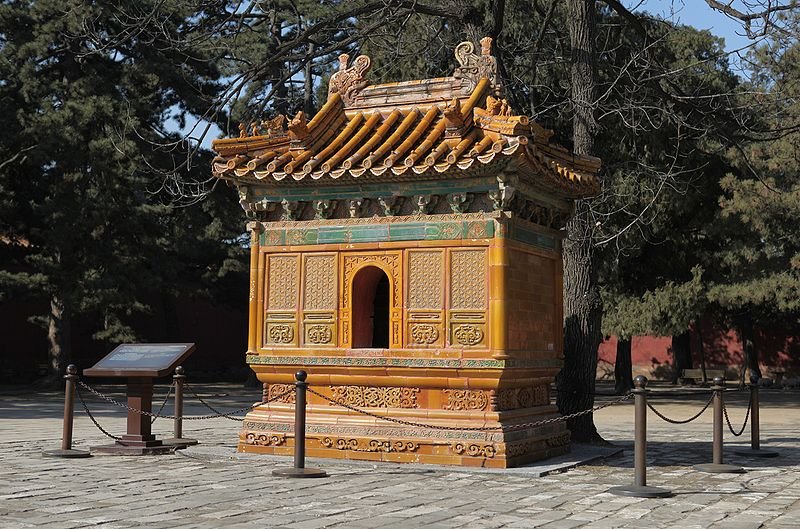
(267, 255), (299, 310)
(408, 251), (443, 309)
(442, 389), (489, 411)
(302, 254), (337, 347)
(450, 250), (486, 309)
(303, 255), (337, 310)
(406, 250), (445, 347)
(265, 254), (299, 346)
(449, 249), (487, 347)
(330, 386), (420, 408)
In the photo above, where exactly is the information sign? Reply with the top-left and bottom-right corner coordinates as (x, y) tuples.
(83, 343), (195, 378)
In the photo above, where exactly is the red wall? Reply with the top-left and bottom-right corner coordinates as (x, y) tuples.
(599, 317), (800, 379)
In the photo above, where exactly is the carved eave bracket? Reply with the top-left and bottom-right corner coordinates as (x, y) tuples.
(313, 200), (337, 220)
(328, 53), (372, 105)
(448, 192), (473, 213)
(490, 173), (517, 211)
(280, 199), (302, 221)
(378, 196), (404, 217)
(453, 36), (501, 95)
(348, 198), (370, 218)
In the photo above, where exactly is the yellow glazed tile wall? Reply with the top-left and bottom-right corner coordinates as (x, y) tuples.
(505, 246), (560, 358)
(257, 240), (494, 356)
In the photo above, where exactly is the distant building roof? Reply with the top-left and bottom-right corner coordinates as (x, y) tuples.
(211, 38), (600, 199)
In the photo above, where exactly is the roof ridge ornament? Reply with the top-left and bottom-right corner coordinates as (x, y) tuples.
(288, 111), (309, 142)
(328, 53), (372, 105)
(261, 114), (287, 138)
(443, 97), (465, 133)
(453, 36), (500, 94)
(485, 95), (511, 117)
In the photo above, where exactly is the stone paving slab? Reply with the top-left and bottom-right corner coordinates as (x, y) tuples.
(0, 382), (798, 528)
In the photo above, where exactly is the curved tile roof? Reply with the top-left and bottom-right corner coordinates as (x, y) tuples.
(211, 38), (601, 198)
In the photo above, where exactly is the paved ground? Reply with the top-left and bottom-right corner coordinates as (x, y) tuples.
(1, 381), (798, 528)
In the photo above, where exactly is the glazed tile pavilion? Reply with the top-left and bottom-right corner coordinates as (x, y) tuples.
(211, 37), (600, 468)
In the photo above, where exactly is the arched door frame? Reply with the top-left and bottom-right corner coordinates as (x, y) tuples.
(340, 253), (402, 348)
(350, 266), (391, 348)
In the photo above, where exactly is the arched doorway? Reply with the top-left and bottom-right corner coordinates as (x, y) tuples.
(351, 266), (390, 348)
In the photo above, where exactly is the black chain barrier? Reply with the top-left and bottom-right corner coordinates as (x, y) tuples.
(307, 387), (633, 432)
(183, 382), (257, 422)
(646, 394), (714, 425)
(73, 372), (757, 466)
(75, 384), (122, 441)
(150, 382), (175, 425)
(76, 379), (296, 423)
(723, 392), (752, 436)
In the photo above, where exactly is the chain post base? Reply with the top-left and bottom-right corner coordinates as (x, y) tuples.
(91, 443), (176, 455)
(272, 467), (328, 478)
(693, 462), (744, 473)
(733, 447), (778, 458)
(42, 448), (91, 458)
(92, 436), (175, 455)
(609, 484), (672, 498)
(162, 438), (199, 448)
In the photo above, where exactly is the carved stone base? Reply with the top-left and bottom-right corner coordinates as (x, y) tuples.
(237, 404), (570, 468)
(91, 434), (175, 455)
(91, 443), (176, 456)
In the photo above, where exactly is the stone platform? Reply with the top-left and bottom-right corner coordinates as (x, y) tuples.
(238, 399), (570, 468)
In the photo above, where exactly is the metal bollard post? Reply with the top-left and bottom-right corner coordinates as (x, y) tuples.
(610, 376), (671, 497)
(734, 375), (778, 458)
(694, 377), (744, 473)
(163, 366), (198, 448)
(43, 365), (91, 458)
(273, 371), (327, 478)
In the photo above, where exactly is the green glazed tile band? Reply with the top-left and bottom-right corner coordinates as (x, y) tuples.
(245, 354), (563, 369)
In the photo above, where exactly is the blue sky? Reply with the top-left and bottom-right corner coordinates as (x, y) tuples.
(628, 0), (755, 52)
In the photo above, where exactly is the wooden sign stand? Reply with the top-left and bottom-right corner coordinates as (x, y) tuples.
(83, 343), (195, 455)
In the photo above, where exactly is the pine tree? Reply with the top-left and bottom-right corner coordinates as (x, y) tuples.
(0, 1), (239, 382)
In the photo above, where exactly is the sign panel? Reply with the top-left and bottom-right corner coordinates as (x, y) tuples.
(83, 343), (195, 378)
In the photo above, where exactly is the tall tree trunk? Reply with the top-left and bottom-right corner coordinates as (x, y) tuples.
(160, 292), (180, 342)
(45, 292), (71, 384)
(739, 317), (761, 386)
(556, 0), (602, 442)
(671, 331), (691, 384)
(614, 338), (633, 395)
(698, 321), (708, 383)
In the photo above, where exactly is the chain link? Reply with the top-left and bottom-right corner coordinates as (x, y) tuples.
(150, 382), (174, 425)
(184, 383), (258, 422)
(77, 380), (296, 421)
(723, 392), (752, 436)
(76, 384), (122, 441)
(307, 387), (632, 432)
(647, 394), (714, 424)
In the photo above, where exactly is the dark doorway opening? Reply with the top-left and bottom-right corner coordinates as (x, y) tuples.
(351, 266), (390, 348)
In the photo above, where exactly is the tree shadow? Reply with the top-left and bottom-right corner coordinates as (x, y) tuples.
(597, 439), (799, 469)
